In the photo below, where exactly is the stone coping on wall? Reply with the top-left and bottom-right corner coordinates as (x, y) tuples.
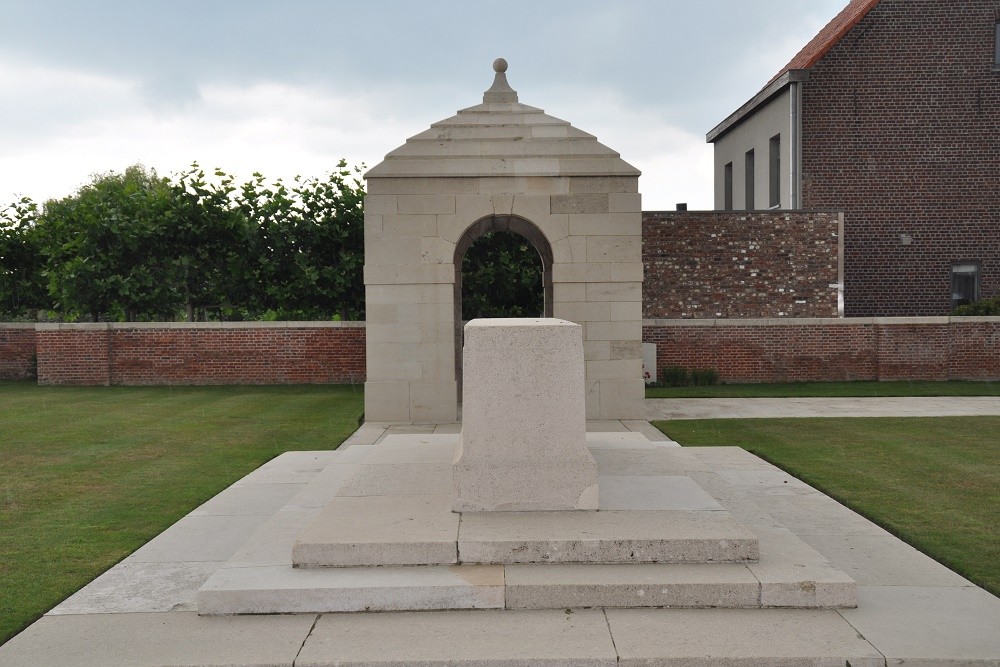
(33, 321), (366, 331)
(643, 317), (1000, 327)
(6, 317), (999, 331)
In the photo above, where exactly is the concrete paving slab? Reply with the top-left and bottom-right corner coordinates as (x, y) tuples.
(127, 514), (271, 563)
(336, 462), (451, 496)
(597, 474), (723, 510)
(620, 419), (678, 444)
(50, 560), (221, 615)
(225, 506), (319, 568)
(646, 396), (1000, 420)
(0, 611), (317, 667)
(386, 423), (438, 433)
(799, 533), (973, 587)
(296, 609), (618, 667)
(841, 586), (1000, 665)
(506, 563), (759, 609)
(285, 463), (361, 508)
(687, 446), (782, 471)
(328, 444), (374, 463)
(199, 564), (504, 614)
(754, 492), (891, 537)
(341, 423), (389, 446)
(587, 419), (631, 432)
(715, 469), (821, 497)
(606, 608), (884, 666)
(433, 422), (463, 433)
(189, 482), (305, 516)
(586, 431), (660, 449)
(458, 510), (758, 564)
(591, 447), (712, 475)
(687, 471), (785, 527)
(748, 525), (857, 608)
(233, 450), (340, 485)
(363, 435), (459, 463)
(293, 494), (459, 566)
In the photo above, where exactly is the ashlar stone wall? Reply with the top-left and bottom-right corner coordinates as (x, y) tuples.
(362, 60), (644, 423)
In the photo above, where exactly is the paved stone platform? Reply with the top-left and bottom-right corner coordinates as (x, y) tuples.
(2, 419), (998, 665)
(647, 395), (1000, 420)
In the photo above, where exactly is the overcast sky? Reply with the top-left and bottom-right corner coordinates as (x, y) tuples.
(0, 0), (848, 211)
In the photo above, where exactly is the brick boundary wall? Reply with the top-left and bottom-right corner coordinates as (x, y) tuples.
(0, 324), (37, 379)
(642, 211), (844, 320)
(35, 322), (366, 386)
(8, 318), (997, 386)
(643, 317), (1000, 383)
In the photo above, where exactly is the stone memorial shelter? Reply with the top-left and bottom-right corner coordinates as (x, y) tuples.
(363, 59), (644, 422)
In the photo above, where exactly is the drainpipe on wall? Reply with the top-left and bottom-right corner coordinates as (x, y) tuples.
(789, 80), (802, 209)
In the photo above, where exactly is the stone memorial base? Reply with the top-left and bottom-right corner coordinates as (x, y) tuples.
(197, 431), (855, 615)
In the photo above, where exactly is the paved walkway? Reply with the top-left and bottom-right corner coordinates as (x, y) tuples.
(646, 396), (1000, 420)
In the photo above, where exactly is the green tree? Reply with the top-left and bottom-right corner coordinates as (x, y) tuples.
(42, 165), (179, 321)
(0, 197), (50, 319)
(170, 165), (255, 321)
(238, 161), (365, 320)
(461, 231), (544, 319)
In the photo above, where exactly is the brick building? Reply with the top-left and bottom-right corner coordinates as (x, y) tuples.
(707, 0), (1000, 316)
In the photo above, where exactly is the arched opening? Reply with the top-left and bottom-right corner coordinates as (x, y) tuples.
(453, 215), (554, 395)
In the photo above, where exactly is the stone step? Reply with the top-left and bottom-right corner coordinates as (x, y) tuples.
(292, 495), (759, 567)
(291, 608), (884, 666)
(199, 557), (853, 615)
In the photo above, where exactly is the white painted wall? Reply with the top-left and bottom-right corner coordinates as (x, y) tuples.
(713, 88), (793, 210)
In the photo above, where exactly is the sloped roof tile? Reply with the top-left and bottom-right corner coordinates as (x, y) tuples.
(766, 0), (882, 86)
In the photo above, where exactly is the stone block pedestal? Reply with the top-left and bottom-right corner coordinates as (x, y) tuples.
(452, 319), (599, 512)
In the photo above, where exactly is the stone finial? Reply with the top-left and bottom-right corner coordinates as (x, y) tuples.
(484, 57), (518, 104)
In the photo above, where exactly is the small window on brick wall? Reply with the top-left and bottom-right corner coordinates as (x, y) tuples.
(995, 21), (1000, 66)
(724, 162), (733, 210)
(768, 134), (781, 208)
(951, 264), (980, 307)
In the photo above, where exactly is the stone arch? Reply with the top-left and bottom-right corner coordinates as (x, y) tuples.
(453, 214), (554, 393)
(362, 60), (644, 422)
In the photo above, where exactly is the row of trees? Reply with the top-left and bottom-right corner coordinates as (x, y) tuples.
(0, 162), (544, 323)
(1, 163), (366, 322)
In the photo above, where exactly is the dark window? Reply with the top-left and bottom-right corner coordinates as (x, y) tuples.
(768, 134), (781, 208)
(724, 162), (733, 210)
(745, 149), (755, 209)
(995, 21), (1000, 65)
(952, 264), (980, 307)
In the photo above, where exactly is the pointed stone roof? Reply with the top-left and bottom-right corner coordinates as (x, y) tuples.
(366, 59), (640, 179)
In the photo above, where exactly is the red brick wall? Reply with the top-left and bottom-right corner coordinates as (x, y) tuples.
(799, 0), (1000, 316)
(22, 318), (999, 386)
(643, 317), (1000, 383)
(35, 323), (366, 386)
(0, 325), (37, 379)
(642, 211), (842, 319)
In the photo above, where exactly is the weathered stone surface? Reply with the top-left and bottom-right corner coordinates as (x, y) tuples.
(606, 608), (884, 666)
(296, 609), (618, 667)
(505, 563), (759, 609)
(458, 509), (758, 564)
(198, 564), (504, 615)
(293, 495), (458, 567)
(0, 612), (316, 667)
(452, 319), (599, 512)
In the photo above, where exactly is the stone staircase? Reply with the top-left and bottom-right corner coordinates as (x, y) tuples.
(197, 431), (856, 615)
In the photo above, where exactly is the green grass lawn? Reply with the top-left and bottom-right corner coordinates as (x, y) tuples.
(0, 382), (364, 645)
(653, 416), (1000, 596)
(646, 380), (1000, 398)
